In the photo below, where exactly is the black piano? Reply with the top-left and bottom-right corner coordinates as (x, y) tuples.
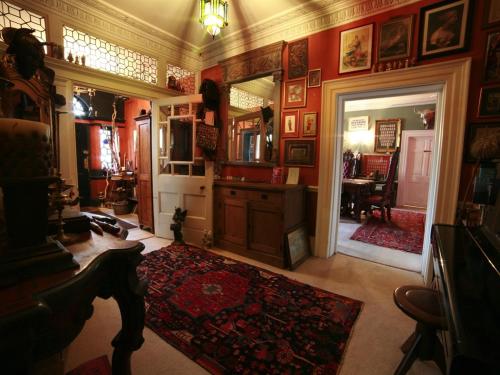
(432, 224), (500, 374)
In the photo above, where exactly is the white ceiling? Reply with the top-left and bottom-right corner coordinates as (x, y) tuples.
(345, 93), (438, 112)
(98, 0), (305, 49)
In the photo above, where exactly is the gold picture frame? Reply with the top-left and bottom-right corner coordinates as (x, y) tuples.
(339, 24), (373, 73)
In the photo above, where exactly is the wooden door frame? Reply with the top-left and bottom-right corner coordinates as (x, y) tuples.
(397, 129), (434, 208)
(316, 58), (471, 284)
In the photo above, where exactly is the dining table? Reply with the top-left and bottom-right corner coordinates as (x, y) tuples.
(341, 178), (376, 222)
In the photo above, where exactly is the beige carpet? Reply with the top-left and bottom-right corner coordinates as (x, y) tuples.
(65, 235), (440, 375)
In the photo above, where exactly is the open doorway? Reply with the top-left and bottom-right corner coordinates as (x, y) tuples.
(72, 85), (153, 230)
(336, 92), (437, 271)
(316, 59), (470, 283)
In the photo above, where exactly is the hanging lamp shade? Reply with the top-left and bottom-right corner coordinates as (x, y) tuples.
(199, 0), (228, 38)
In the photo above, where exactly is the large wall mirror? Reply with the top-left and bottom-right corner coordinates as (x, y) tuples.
(220, 41), (285, 166)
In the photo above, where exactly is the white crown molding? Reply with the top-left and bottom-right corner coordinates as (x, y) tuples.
(12, 0), (202, 73)
(201, 0), (421, 68)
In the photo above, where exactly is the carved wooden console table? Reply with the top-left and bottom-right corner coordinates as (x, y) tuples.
(0, 234), (146, 374)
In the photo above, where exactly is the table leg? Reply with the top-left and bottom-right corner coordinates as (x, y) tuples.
(108, 253), (147, 375)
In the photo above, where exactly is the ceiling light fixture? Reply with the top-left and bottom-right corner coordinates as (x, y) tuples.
(199, 0), (228, 39)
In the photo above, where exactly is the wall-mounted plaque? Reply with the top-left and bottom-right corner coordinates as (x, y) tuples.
(374, 118), (401, 153)
(348, 116), (369, 131)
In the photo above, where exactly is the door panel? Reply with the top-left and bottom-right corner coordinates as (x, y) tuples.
(248, 202), (282, 255)
(221, 198), (247, 246)
(152, 95), (213, 246)
(397, 130), (434, 208)
(137, 118), (154, 230)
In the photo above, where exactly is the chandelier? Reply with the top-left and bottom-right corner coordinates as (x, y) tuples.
(199, 0), (228, 38)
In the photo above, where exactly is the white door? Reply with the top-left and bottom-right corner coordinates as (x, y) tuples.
(152, 94), (213, 246)
(397, 130), (434, 209)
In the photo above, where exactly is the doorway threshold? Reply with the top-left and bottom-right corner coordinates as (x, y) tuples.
(337, 221), (421, 272)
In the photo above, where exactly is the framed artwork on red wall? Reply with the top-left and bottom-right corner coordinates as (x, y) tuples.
(339, 24), (373, 73)
(288, 38), (308, 79)
(484, 31), (500, 82)
(483, 0), (500, 28)
(464, 122), (500, 162)
(378, 15), (413, 62)
(307, 69), (321, 87)
(478, 86), (500, 118)
(282, 110), (299, 137)
(302, 112), (317, 137)
(418, 0), (472, 60)
(283, 78), (307, 108)
(284, 139), (315, 166)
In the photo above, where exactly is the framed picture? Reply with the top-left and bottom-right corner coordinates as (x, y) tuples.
(484, 0), (500, 28)
(339, 24), (373, 73)
(307, 68), (321, 87)
(418, 0), (472, 60)
(484, 31), (500, 82)
(348, 116), (369, 131)
(378, 15), (413, 62)
(285, 224), (310, 270)
(284, 139), (315, 166)
(302, 112), (317, 137)
(478, 86), (500, 117)
(465, 122), (500, 162)
(288, 38), (308, 79)
(283, 78), (307, 108)
(282, 111), (299, 137)
(374, 118), (401, 153)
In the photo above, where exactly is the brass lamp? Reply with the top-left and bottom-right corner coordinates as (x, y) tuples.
(199, 0), (228, 38)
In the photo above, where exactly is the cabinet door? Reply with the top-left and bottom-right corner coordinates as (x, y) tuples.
(248, 201), (282, 256)
(220, 198), (247, 246)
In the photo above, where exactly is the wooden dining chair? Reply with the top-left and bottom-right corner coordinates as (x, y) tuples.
(359, 147), (400, 222)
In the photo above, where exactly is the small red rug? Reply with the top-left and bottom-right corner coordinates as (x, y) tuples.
(350, 209), (426, 254)
(138, 245), (363, 374)
(66, 355), (111, 375)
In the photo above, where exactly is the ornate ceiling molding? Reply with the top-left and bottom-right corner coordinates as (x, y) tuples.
(13, 0), (420, 72)
(15, 0), (202, 72)
(201, 0), (421, 68)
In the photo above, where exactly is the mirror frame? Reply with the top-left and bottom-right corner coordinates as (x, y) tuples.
(219, 41), (285, 167)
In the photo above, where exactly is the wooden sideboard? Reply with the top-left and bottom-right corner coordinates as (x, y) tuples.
(213, 180), (305, 268)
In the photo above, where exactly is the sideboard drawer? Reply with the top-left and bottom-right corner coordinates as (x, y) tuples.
(218, 187), (248, 199)
(247, 190), (282, 205)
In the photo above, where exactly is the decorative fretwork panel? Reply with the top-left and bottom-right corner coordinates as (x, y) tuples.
(63, 26), (158, 84)
(0, 1), (46, 43)
(167, 64), (195, 94)
(230, 87), (264, 110)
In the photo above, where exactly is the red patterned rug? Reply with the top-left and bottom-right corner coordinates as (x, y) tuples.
(137, 245), (363, 374)
(350, 209), (426, 254)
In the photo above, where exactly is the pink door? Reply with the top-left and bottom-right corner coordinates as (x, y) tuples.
(397, 130), (434, 209)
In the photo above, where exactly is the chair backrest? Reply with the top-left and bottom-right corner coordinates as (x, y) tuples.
(383, 148), (400, 198)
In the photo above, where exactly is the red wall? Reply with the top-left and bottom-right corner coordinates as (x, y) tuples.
(202, 0), (487, 198)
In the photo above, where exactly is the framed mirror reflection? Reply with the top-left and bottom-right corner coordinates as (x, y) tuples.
(228, 77), (276, 163)
(220, 41), (285, 166)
